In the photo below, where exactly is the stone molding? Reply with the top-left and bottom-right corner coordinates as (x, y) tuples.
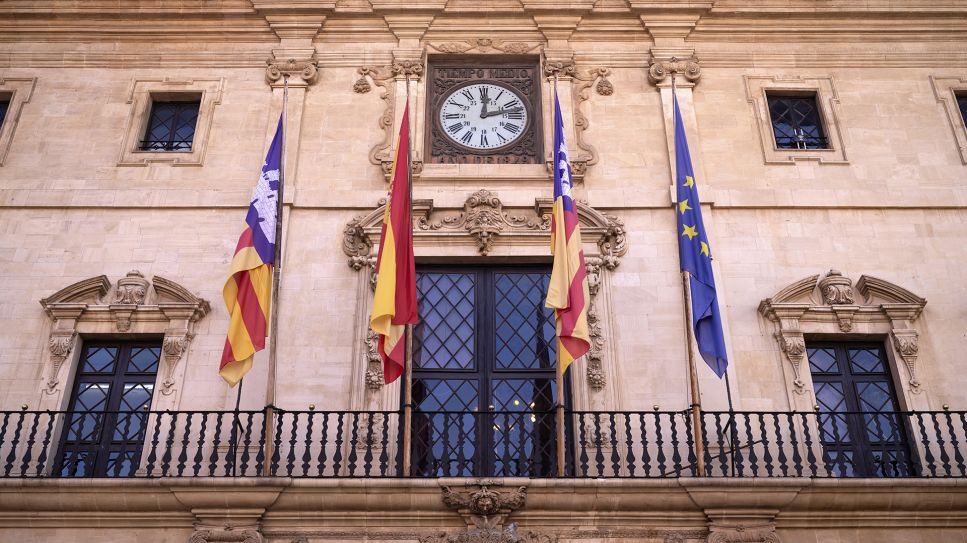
(427, 39), (542, 55)
(117, 77), (225, 167)
(0, 77), (35, 166)
(344, 191), (626, 395)
(39, 271), (210, 400)
(744, 74), (848, 165)
(930, 75), (967, 164)
(759, 269), (927, 395)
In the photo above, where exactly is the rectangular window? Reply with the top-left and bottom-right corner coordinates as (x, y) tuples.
(55, 342), (161, 477)
(767, 94), (829, 150)
(958, 93), (967, 129)
(139, 99), (200, 151)
(0, 98), (8, 128)
(806, 343), (916, 477)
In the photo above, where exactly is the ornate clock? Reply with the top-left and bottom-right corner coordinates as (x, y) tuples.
(426, 59), (543, 164)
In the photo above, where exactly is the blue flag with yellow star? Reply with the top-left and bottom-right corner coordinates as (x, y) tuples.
(674, 91), (729, 378)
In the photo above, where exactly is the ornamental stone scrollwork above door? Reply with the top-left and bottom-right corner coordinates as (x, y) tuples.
(343, 190), (627, 405)
(759, 269), (927, 396)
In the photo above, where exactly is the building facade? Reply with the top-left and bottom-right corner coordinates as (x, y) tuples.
(1, 1), (967, 542)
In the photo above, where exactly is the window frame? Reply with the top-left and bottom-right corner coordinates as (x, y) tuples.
(744, 75), (848, 164)
(0, 77), (36, 166)
(765, 91), (831, 151)
(117, 78), (224, 167)
(930, 76), (967, 165)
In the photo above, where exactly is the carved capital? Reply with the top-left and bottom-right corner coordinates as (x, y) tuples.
(392, 59), (424, 79)
(819, 269), (856, 305)
(344, 217), (374, 269)
(114, 270), (149, 305)
(266, 57), (319, 86)
(543, 60), (576, 79)
(648, 56), (701, 85)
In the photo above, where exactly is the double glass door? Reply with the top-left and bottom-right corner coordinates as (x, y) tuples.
(409, 267), (566, 477)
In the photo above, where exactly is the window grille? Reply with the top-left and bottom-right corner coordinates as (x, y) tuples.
(767, 94), (830, 150)
(140, 100), (200, 151)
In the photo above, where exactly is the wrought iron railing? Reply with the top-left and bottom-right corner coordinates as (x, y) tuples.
(0, 408), (964, 478)
(138, 139), (194, 151)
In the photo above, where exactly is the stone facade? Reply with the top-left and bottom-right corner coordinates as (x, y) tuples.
(1, 1), (966, 542)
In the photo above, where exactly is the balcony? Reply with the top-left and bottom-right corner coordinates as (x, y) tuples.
(0, 408), (963, 479)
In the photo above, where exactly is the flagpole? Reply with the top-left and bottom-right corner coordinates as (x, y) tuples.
(263, 73), (289, 472)
(552, 74), (567, 478)
(401, 74), (414, 477)
(672, 73), (706, 477)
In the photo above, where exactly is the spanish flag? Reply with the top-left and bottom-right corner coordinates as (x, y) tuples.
(370, 104), (418, 384)
(219, 116), (283, 387)
(545, 87), (590, 375)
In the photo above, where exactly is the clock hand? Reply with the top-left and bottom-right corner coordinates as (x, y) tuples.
(483, 106), (524, 118)
(479, 87), (490, 118)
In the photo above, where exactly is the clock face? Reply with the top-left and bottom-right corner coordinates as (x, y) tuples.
(437, 82), (529, 152)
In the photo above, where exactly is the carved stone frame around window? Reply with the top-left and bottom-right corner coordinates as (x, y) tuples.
(758, 270), (927, 409)
(342, 189), (627, 414)
(744, 75), (848, 164)
(0, 77), (36, 166)
(117, 77), (224, 167)
(38, 271), (210, 412)
(930, 75), (967, 164)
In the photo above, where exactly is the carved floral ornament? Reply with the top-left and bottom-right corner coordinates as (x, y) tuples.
(758, 269), (927, 395)
(39, 271), (210, 397)
(346, 190), (626, 392)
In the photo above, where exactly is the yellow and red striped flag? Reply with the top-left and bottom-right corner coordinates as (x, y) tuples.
(545, 87), (590, 374)
(219, 116), (283, 387)
(370, 104), (418, 384)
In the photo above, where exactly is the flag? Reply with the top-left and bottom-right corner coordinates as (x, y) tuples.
(545, 87), (591, 375)
(674, 90), (729, 378)
(370, 104), (418, 385)
(219, 116), (283, 386)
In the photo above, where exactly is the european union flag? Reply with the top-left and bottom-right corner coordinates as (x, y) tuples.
(674, 91), (728, 378)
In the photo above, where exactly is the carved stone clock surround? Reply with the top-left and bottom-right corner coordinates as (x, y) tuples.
(343, 190), (627, 414)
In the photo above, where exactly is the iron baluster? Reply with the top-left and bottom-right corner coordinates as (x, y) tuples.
(683, 410), (696, 477)
(4, 410), (26, 476)
(36, 412), (57, 477)
(800, 412), (818, 477)
(270, 409), (284, 476)
(20, 412), (40, 477)
(654, 412), (666, 476)
(286, 412), (301, 477)
(669, 411), (682, 476)
(332, 412), (344, 476)
(303, 410), (315, 477)
(577, 413), (588, 476)
(699, 411), (713, 477)
(193, 412), (208, 476)
(318, 412), (330, 477)
(640, 412), (652, 477)
(176, 412), (193, 476)
(379, 413), (391, 477)
(757, 413), (773, 477)
(210, 412), (223, 476)
(146, 411), (163, 477)
(625, 413), (636, 478)
(956, 413), (967, 476)
(240, 412), (254, 476)
(713, 413), (728, 476)
(608, 413), (621, 476)
(916, 413), (937, 477)
(930, 412), (951, 477)
(593, 413), (605, 477)
(161, 411), (177, 476)
(773, 413), (788, 477)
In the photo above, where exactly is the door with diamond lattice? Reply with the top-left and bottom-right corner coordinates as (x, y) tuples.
(409, 267), (567, 477)
(806, 343), (917, 477)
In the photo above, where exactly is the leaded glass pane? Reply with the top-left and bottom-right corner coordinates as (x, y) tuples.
(128, 347), (161, 373)
(807, 348), (838, 374)
(414, 272), (476, 370)
(491, 379), (556, 477)
(848, 348), (884, 374)
(494, 273), (556, 370)
(82, 347), (118, 373)
(767, 94), (829, 150)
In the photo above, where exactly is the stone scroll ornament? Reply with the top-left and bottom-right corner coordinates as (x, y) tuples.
(353, 60), (425, 177)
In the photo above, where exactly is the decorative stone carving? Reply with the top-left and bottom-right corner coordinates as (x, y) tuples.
(422, 524), (554, 543)
(266, 57), (319, 86)
(759, 271), (927, 395)
(818, 269), (855, 305)
(420, 190), (546, 255)
(543, 60), (576, 79)
(706, 525), (780, 543)
(46, 332), (77, 394)
(189, 528), (262, 543)
(428, 39), (542, 55)
(584, 256), (607, 390)
(567, 67), (614, 175)
(39, 273), (210, 400)
(441, 482), (527, 529)
(114, 270), (149, 305)
(392, 59), (424, 79)
(364, 329), (384, 390)
(891, 330), (921, 392)
(161, 333), (191, 395)
(344, 217), (374, 270)
(648, 56), (702, 85)
(353, 64), (424, 177)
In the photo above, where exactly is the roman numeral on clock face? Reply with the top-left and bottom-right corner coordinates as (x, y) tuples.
(505, 111), (523, 120)
(447, 123), (463, 134)
(460, 131), (473, 144)
(503, 123), (520, 134)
